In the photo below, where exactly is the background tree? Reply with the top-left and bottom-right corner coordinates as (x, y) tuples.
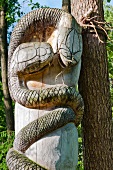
(0, 0), (14, 132)
(71, 0), (112, 169)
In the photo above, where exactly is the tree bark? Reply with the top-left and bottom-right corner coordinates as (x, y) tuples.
(71, 0), (112, 170)
(0, 3), (14, 131)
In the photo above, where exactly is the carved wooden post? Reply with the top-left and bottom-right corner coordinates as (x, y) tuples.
(6, 8), (84, 170)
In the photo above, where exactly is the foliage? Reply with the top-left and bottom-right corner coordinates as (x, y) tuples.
(7, 1), (25, 42)
(77, 125), (84, 170)
(26, 0), (49, 11)
(104, 4), (113, 78)
(104, 3), (113, 108)
(6, 0), (24, 29)
(0, 0), (25, 32)
(0, 131), (15, 170)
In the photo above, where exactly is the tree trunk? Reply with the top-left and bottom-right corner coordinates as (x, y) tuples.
(71, 0), (112, 169)
(0, 3), (14, 131)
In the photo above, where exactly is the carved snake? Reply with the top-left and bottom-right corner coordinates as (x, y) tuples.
(6, 8), (84, 170)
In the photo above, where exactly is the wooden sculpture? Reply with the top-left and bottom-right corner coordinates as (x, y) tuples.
(6, 8), (84, 170)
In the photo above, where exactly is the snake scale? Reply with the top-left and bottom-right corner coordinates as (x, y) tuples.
(6, 8), (84, 170)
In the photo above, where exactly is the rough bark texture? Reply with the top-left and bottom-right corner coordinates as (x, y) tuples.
(71, 0), (112, 170)
(0, 4), (14, 131)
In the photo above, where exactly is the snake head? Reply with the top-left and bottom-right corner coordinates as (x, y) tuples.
(56, 12), (82, 68)
(10, 42), (54, 75)
(57, 27), (82, 68)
